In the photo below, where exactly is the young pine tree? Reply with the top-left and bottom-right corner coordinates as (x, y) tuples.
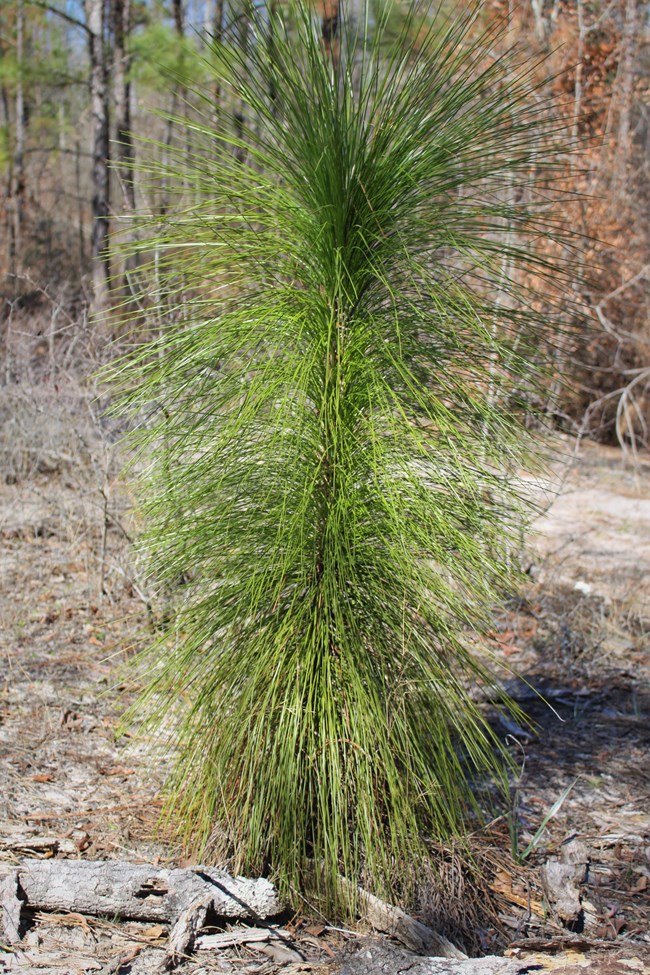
(114, 0), (567, 912)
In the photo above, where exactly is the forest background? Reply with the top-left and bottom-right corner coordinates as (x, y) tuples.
(0, 0), (649, 446)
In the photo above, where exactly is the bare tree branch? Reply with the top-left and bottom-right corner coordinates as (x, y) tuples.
(28, 0), (90, 34)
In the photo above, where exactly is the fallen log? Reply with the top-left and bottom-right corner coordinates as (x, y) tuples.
(335, 875), (465, 960)
(0, 859), (281, 968)
(356, 886), (466, 960)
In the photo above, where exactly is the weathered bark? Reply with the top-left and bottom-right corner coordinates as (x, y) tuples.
(540, 837), (589, 926)
(197, 923), (305, 964)
(167, 893), (212, 967)
(332, 875), (465, 960)
(196, 925), (293, 950)
(0, 859), (281, 941)
(0, 870), (21, 945)
(87, 0), (110, 307)
(0, 831), (80, 856)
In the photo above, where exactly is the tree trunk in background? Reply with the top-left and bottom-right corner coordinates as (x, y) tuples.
(530, 0), (547, 44)
(1, 82), (12, 283)
(75, 136), (86, 276)
(212, 0), (225, 123)
(233, 0), (252, 164)
(172, 0), (184, 44)
(11, 0), (25, 280)
(321, 0), (340, 67)
(87, 0), (110, 308)
(160, 0), (185, 214)
(113, 0), (134, 213)
(172, 0), (187, 153)
(572, 0), (585, 152)
(267, 0), (278, 108)
(112, 0), (137, 294)
(616, 0), (637, 183)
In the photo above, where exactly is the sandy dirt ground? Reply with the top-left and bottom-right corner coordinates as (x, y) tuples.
(0, 436), (649, 974)
(532, 440), (650, 616)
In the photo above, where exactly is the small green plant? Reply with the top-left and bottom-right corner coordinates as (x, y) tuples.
(113, 0), (568, 913)
(510, 775), (577, 863)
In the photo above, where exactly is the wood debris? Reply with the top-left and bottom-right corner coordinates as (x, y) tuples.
(196, 924), (293, 949)
(541, 837), (589, 927)
(353, 883), (466, 959)
(0, 858), (281, 969)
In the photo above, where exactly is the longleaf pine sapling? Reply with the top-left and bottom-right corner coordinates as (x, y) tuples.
(113, 0), (568, 914)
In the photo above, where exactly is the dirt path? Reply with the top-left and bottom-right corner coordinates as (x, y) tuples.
(484, 440), (650, 958)
(532, 440), (650, 615)
(0, 440), (649, 973)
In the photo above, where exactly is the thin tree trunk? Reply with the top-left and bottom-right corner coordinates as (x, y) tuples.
(160, 0), (185, 213)
(571, 0), (585, 153)
(172, 0), (184, 39)
(87, 0), (110, 308)
(75, 136), (86, 275)
(321, 0), (340, 68)
(1, 81), (13, 284)
(529, 0), (547, 44)
(112, 0), (138, 294)
(212, 0), (225, 123)
(12, 0), (25, 276)
(113, 0), (135, 212)
(233, 0), (251, 164)
(616, 0), (637, 182)
(267, 0), (278, 108)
